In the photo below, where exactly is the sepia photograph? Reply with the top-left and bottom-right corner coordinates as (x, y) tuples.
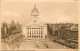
(1, 0), (79, 51)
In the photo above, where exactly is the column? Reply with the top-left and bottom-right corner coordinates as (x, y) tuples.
(31, 28), (32, 38)
(31, 28), (33, 38)
(27, 29), (29, 38)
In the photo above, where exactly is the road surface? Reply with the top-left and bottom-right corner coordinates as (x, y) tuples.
(1, 33), (77, 51)
(16, 40), (70, 50)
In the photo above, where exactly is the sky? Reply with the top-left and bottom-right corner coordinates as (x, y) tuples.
(1, 0), (78, 25)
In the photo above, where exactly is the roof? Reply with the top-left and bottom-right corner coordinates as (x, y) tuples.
(31, 4), (39, 13)
(26, 24), (47, 27)
(70, 25), (78, 31)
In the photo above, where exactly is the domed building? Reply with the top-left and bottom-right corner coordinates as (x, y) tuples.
(70, 24), (78, 31)
(22, 4), (47, 40)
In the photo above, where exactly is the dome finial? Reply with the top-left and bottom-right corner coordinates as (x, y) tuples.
(34, 3), (36, 8)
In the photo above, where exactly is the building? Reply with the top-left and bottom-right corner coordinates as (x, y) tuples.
(22, 4), (47, 40)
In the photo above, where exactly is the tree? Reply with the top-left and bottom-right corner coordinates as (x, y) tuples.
(16, 22), (22, 33)
(1, 22), (8, 38)
(10, 20), (16, 30)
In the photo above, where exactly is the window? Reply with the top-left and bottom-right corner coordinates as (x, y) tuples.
(41, 36), (42, 38)
(27, 36), (29, 37)
(30, 36), (31, 37)
(45, 35), (46, 37)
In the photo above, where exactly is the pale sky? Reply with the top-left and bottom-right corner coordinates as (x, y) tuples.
(1, 0), (78, 25)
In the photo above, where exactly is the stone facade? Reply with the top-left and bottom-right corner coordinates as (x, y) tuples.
(22, 4), (47, 40)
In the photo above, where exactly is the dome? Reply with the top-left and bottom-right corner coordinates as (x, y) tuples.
(31, 4), (39, 13)
(31, 7), (39, 13)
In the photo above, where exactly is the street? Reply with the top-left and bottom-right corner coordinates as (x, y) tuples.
(16, 40), (70, 50)
(1, 33), (77, 51)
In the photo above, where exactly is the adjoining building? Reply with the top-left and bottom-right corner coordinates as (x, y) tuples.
(22, 4), (47, 40)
